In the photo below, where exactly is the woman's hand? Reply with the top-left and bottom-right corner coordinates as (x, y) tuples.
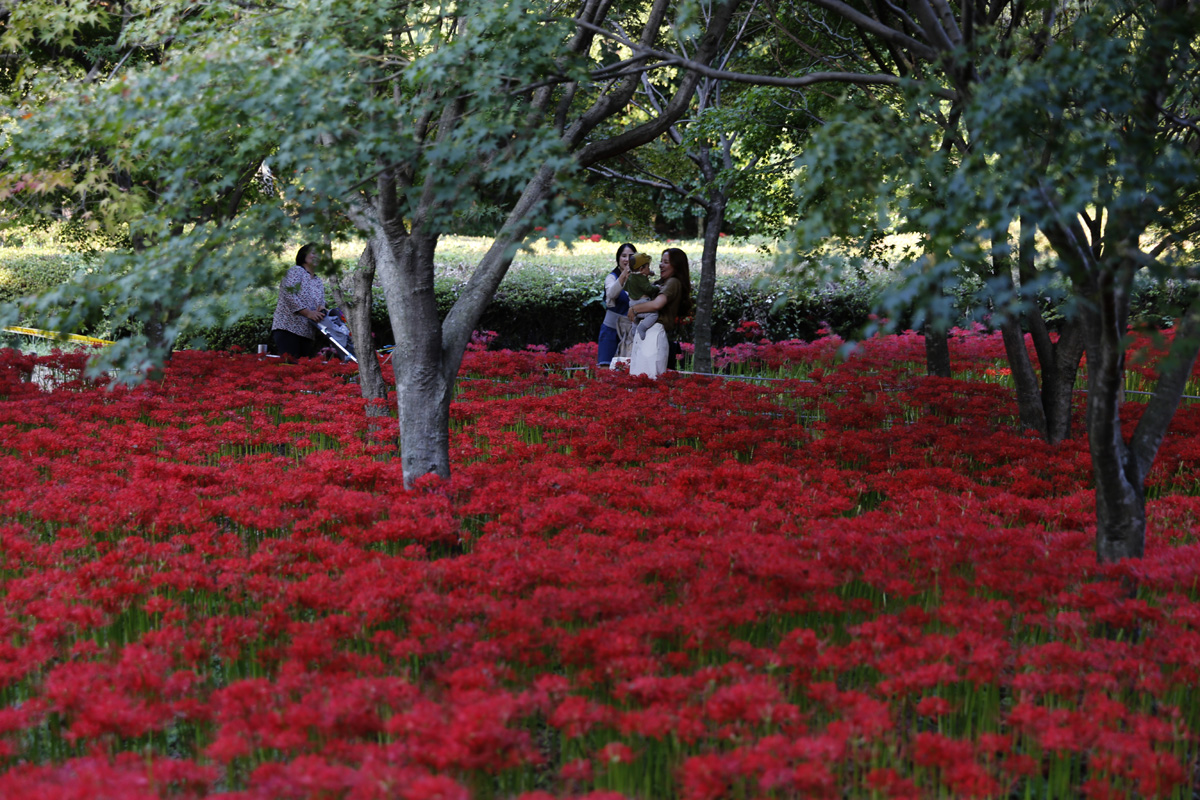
(300, 308), (324, 321)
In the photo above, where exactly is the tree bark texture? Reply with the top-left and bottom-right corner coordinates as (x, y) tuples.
(375, 231), (455, 485)
(1081, 275), (1146, 563)
(344, 242), (389, 417)
(692, 197), (726, 374)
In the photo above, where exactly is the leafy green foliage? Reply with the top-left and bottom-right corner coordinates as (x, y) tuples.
(0, 250), (99, 306)
(1, 0), (597, 381)
(783, 1), (1200, 337)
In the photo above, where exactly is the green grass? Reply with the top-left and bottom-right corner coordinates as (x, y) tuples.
(329, 235), (781, 281)
(4, 229), (782, 301)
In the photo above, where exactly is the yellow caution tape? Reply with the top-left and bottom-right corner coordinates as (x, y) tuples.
(2, 326), (113, 346)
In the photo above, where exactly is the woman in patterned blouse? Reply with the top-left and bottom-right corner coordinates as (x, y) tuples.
(271, 243), (327, 359)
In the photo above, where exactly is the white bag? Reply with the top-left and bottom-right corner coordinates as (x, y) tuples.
(629, 323), (669, 379)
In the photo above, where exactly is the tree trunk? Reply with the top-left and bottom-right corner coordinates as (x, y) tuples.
(343, 241), (389, 417)
(129, 231), (173, 362)
(692, 197), (726, 374)
(1017, 215), (1077, 443)
(1041, 322), (1085, 444)
(1092, 288), (1200, 563)
(924, 325), (951, 377)
(996, 315), (1047, 432)
(991, 244), (1085, 443)
(375, 231), (454, 485)
(1083, 296), (1146, 563)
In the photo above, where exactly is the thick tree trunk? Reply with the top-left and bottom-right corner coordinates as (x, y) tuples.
(375, 232), (454, 485)
(692, 197), (726, 374)
(1083, 301), (1146, 563)
(1080, 257), (1152, 564)
(994, 312), (1084, 444)
(1041, 323), (1085, 444)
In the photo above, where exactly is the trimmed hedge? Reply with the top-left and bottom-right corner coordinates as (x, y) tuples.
(8, 248), (1194, 355)
(179, 273), (874, 354)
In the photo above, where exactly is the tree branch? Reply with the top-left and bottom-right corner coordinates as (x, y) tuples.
(806, 0), (941, 60)
(1129, 293), (1200, 479)
(572, 17), (952, 97)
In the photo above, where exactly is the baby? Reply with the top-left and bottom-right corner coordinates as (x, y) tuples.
(625, 252), (659, 340)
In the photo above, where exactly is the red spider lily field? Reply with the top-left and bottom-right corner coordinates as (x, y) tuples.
(2, 331), (1199, 799)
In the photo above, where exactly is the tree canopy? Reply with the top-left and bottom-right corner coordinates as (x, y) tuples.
(780, 0), (1200, 560)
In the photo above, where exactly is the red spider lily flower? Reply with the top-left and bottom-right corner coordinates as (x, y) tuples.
(549, 695), (613, 738)
(865, 767), (919, 798)
(4, 334), (1200, 797)
(560, 757), (593, 781)
(679, 753), (738, 800)
(598, 740), (635, 764)
(915, 695), (953, 716)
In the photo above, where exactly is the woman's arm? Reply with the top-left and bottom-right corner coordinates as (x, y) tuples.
(277, 267), (307, 315)
(278, 268), (324, 320)
(605, 269), (629, 304)
(629, 293), (668, 316)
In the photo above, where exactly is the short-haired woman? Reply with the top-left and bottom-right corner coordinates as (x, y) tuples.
(271, 243), (327, 359)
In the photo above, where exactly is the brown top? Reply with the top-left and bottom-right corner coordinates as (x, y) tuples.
(657, 277), (683, 332)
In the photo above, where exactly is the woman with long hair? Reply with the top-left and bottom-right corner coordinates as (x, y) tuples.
(597, 242), (636, 366)
(628, 247), (692, 370)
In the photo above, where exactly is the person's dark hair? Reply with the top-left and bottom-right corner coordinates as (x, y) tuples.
(662, 247), (693, 319)
(296, 243), (318, 267)
(615, 243), (637, 269)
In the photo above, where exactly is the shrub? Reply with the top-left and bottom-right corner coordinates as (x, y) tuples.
(6, 246), (1193, 356)
(0, 250), (100, 306)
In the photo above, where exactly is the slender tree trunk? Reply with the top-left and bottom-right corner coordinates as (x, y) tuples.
(991, 245), (1085, 442)
(996, 316), (1046, 430)
(343, 241), (389, 417)
(1016, 217), (1084, 443)
(992, 248), (1048, 433)
(692, 196), (726, 374)
(923, 267), (952, 376)
(129, 231), (173, 361)
(925, 324), (951, 377)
